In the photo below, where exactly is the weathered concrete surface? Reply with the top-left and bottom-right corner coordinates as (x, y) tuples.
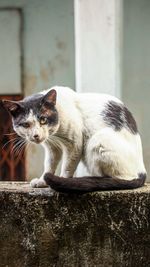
(0, 182), (150, 267)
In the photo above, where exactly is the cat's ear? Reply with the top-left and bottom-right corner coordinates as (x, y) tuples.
(43, 89), (57, 106)
(1, 100), (22, 117)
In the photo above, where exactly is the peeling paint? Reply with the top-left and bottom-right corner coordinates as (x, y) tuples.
(40, 67), (49, 83)
(24, 74), (37, 95)
(56, 39), (67, 50)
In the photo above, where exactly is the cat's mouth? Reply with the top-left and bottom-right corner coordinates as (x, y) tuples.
(30, 137), (46, 144)
(32, 140), (42, 144)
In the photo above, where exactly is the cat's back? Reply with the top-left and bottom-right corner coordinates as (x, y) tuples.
(41, 87), (138, 137)
(42, 86), (121, 109)
(42, 86), (76, 101)
(76, 91), (138, 137)
(76, 92), (122, 116)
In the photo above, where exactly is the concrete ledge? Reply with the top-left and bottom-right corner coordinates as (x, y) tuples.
(0, 182), (150, 267)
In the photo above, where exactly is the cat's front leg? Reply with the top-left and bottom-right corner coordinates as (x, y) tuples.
(60, 147), (81, 178)
(30, 144), (62, 188)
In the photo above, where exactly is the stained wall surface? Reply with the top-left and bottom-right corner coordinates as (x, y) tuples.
(122, 0), (150, 180)
(0, 0), (75, 180)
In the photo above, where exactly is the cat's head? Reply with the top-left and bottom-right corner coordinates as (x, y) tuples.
(2, 89), (59, 144)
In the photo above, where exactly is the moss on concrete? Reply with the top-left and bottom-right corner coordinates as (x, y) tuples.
(0, 182), (150, 267)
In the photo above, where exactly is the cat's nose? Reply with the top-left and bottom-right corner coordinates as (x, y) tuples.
(33, 134), (40, 141)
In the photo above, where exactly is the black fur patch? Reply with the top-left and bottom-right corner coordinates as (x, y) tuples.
(12, 93), (58, 127)
(11, 94), (43, 126)
(102, 101), (138, 134)
(39, 101), (58, 126)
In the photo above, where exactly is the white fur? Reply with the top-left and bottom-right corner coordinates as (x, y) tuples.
(28, 86), (146, 188)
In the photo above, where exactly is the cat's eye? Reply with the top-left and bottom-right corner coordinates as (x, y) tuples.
(21, 122), (30, 128)
(39, 117), (47, 125)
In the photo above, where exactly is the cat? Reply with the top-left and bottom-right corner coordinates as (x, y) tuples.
(2, 86), (146, 193)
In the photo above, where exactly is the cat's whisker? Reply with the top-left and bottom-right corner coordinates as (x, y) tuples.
(13, 140), (27, 156)
(4, 132), (16, 136)
(10, 138), (24, 153)
(14, 145), (25, 159)
(10, 136), (26, 154)
(15, 141), (30, 160)
(16, 142), (27, 158)
(18, 140), (31, 158)
(12, 140), (25, 155)
(11, 145), (21, 156)
(2, 137), (21, 150)
(22, 142), (31, 158)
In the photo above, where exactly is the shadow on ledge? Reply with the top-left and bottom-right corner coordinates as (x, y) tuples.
(0, 182), (150, 267)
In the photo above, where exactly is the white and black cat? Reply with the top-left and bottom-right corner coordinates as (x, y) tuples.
(2, 86), (146, 193)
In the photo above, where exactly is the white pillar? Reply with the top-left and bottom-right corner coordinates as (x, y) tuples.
(74, 0), (123, 176)
(74, 0), (122, 98)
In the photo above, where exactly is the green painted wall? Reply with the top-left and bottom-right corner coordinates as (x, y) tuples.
(122, 0), (150, 179)
(23, 0), (75, 96)
(0, 0), (74, 180)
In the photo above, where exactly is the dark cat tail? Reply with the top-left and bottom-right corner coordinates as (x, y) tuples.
(44, 172), (146, 194)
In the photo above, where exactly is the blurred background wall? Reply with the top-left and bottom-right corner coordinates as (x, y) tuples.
(0, 0), (75, 180)
(122, 0), (150, 181)
(0, 0), (150, 181)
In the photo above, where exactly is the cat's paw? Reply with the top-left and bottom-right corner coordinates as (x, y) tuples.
(30, 177), (48, 188)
